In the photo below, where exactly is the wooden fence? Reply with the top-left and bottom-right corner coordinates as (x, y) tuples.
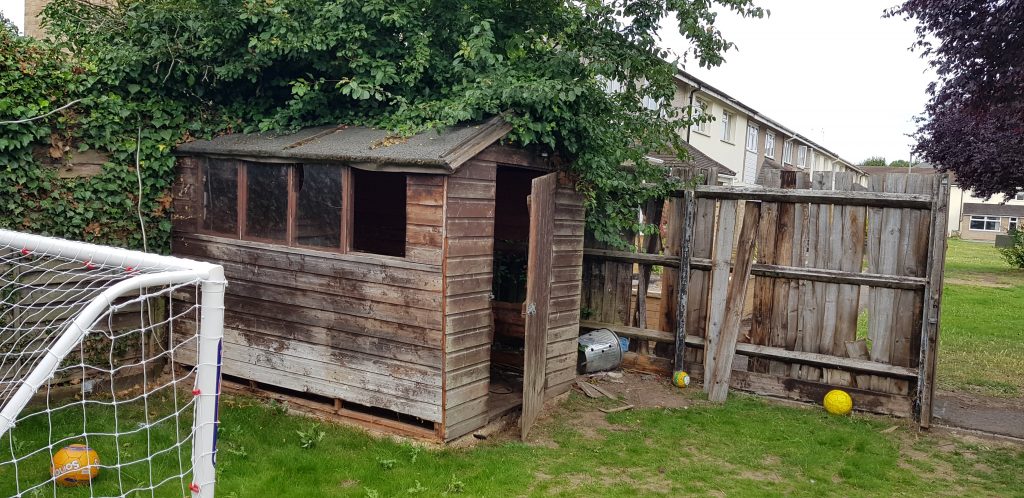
(581, 170), (950, 426)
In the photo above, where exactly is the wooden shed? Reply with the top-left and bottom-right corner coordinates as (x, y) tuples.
(170, 117), (585, 441)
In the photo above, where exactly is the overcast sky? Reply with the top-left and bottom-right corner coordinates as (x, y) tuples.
(661, 0), (934, 164)
(2, 0), (932, 164)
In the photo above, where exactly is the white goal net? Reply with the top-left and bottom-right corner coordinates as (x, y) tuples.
(0, 230), (224, 498)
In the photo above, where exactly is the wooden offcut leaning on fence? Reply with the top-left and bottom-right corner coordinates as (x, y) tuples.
(581, 170), (949, 427)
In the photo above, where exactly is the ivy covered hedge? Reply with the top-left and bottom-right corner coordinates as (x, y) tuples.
(1, 0), (762, 251)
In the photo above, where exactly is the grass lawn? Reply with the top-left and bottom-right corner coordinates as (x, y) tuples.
(4, 390), (1023, 498)
(938, 239), (1024, 397)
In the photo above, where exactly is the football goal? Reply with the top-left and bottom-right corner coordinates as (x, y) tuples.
(0, 230), (225, 497)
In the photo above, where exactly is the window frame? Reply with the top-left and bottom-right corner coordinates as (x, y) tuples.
(199, 160), (379, 256)
(782, 141), (792, 164)
(721, 110), (734, 143)
(1009, 217), (1019, 232)
(692, 99), (710, 135)
(745, 124), (758, 153)
(797, 145), (808, 168)
(765, 131), (776, 159)
(1015, 191), (1024, 201)
(969, 215), (1001, 232)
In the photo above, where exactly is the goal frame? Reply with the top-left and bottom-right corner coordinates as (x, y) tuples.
(0, 229), (225, 498)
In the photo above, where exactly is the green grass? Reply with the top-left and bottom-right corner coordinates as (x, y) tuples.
(8, 392), (1024, 497)
(938, 239), (1024, 397)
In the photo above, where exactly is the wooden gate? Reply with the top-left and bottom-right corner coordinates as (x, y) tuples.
(581, 171), (950, 426)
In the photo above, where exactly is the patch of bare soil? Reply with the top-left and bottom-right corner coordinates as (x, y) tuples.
(581, 371), (700, 410)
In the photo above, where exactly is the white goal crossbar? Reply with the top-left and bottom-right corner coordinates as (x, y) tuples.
(0, 230), (225, 498)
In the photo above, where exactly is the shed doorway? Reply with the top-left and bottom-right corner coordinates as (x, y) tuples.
(487, 167), (545, 419)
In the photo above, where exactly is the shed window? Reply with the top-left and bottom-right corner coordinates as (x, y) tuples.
(295, 164), (343, 248)
(199, 160), (408, 258)
(244, 164), (289, 241)
(352, 169), (406, 257)
(202, 161), (239, 235)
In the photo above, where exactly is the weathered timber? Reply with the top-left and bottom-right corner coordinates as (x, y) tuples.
(686, 185), (933, 209)
(521, 173), (556, 440)
(703, 199), (736, 389)
(674, 190), (696, 373)
(917, 175), (950, 426)
(707, 201), (761, 402)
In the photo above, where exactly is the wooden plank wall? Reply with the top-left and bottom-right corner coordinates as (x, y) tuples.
(441, 158), (498, 440)
(172, 166), (447, 425)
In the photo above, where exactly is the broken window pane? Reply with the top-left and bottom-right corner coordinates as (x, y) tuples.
(352, 169), (406, 257)
(295, 164), (343, 248)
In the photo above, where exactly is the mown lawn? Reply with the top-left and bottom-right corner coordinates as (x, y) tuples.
(6, 391), (1022, 498)
(938, 239), (1024, 397)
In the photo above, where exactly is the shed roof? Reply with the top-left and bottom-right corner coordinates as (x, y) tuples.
(175, 117), (513, 174)
(649, 142), (736, 177)
(963, 203), (1024, 217)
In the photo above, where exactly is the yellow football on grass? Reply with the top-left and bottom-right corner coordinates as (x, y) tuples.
(823, 389), (853, 416)
(51, 444), (100, 486)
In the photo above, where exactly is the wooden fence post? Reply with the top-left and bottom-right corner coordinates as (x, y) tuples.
(673, 190), (696, 374)
(917, 175), (950, 427)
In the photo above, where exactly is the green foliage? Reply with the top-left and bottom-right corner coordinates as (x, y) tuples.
(296, 423), (326, 449)
(0, 0), (766, 249)
(998, 228), (1024, 269)
(860, 156), (887, 167)
(888, 159), (914, 168)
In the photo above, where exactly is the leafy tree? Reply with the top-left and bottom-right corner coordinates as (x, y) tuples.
(888, 0), (1024, 201)
(16, 0), (765, 247)
(860, 156), (887, 167)
(888, 159), (913, 169)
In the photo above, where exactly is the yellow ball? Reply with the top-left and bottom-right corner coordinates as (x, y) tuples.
(672, 371), (691, 388)
(51, 444), (100, 486)
(823, 389), (853, 416)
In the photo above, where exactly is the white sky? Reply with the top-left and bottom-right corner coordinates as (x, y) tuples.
(0, 0), (23, 33)
(2, 0), (931, 163)
(660, 0), (934, 164)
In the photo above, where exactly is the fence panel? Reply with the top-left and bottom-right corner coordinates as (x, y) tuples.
(580, 171), (950, 425)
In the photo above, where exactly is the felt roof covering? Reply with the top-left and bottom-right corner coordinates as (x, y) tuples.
(648, 142), (736, 177)
(963, 202), (1024, 217)
(175, 117), (513, 174)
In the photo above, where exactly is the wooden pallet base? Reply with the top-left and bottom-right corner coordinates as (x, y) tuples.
(219, 376), (441, 442)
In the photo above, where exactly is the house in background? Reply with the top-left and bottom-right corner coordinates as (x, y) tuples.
(949, 180), (1024, 241)
(671, 71), (867, 187)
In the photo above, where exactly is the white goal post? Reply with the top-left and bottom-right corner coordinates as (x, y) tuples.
(0, 230), (225, 498)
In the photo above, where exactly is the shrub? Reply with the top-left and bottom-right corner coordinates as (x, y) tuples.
(998, 228), (1024, 269)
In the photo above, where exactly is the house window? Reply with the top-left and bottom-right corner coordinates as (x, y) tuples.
(782, 141), (793, 164)
(745, 125), (758, 153)
(765, 132), (776, 158)
(721, 111), (734, 142)
(1010, 217), (1019, 232)
(797, 145), (808, 168)
(351, 169), (407, 257)
(969, 216), (1001, 232)
(692, 99), (710, 135)
(200, 160), (407, 257)
(1015, 191), (1024, 201)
